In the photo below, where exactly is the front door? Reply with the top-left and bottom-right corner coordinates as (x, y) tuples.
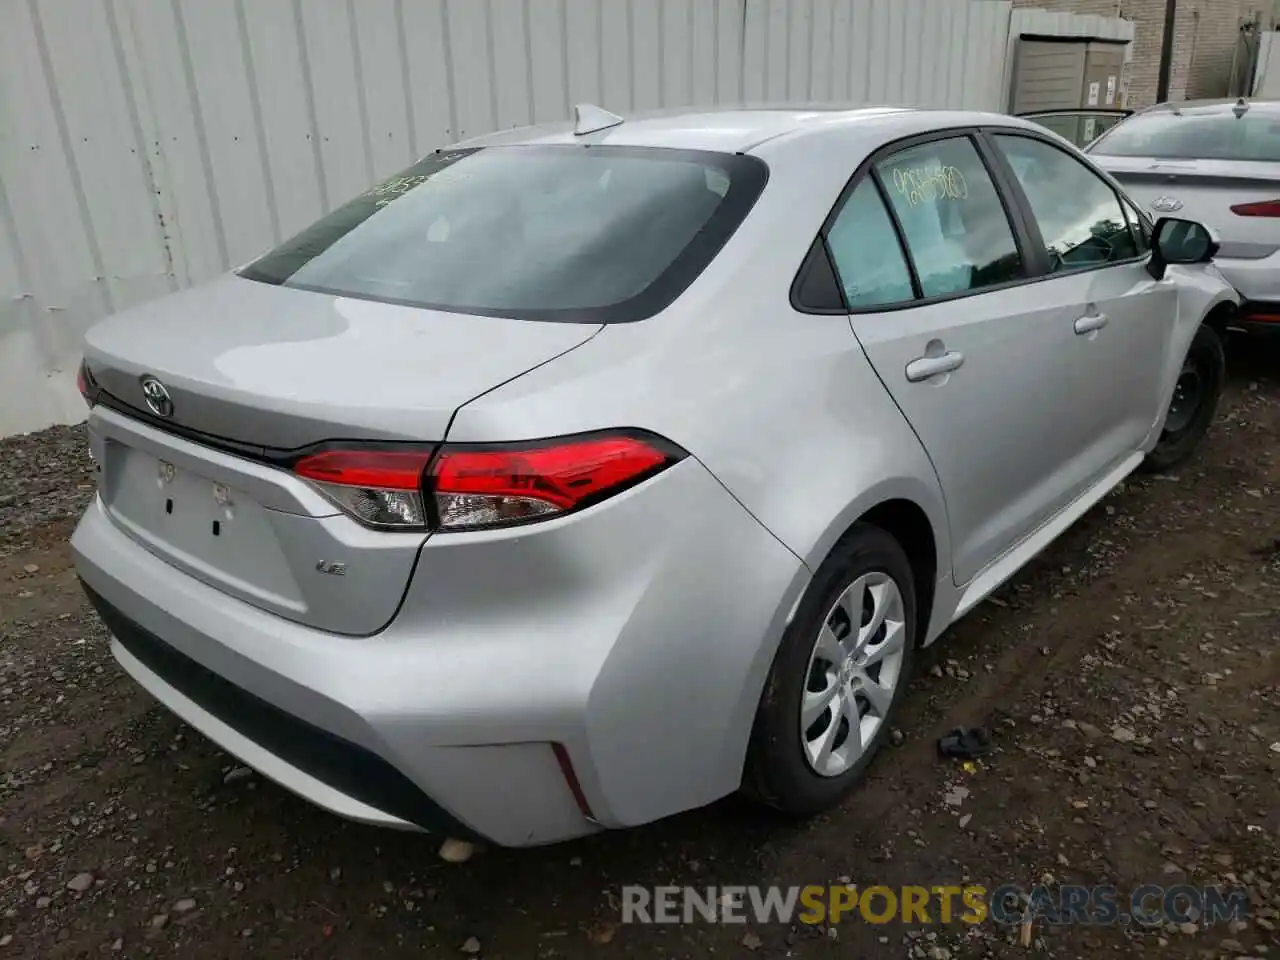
(988, 131), (1176, 462)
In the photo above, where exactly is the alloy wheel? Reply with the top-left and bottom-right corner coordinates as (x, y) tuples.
(800, 571), (907, 777)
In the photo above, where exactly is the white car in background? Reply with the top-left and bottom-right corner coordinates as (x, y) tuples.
(1025, 99), (1280, 332)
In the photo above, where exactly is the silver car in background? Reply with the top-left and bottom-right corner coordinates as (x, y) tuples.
(1032, 99), (1280, 331)
(73, 104), (1236, 847)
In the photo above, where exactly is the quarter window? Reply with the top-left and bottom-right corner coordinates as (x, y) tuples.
(994, 134), (1139, 271)
(825, 179), (915, 309)
(875, 137), (1024, 298)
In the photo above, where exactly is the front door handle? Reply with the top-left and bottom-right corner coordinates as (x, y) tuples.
(1074, 313), (1109, 335)
(905, 350), (964, 382)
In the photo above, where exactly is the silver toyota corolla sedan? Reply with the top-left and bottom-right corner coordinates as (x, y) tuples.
(72, 104), (1236, 847)
(1082, 98), (1280, 331)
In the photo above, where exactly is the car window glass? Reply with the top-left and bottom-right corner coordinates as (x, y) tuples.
(825, 179), (915, 308)
(875, 137), (1023, 299)
(1121, 198), (1151, 254)
(239, 145), (766, 322)
(994, 135), (1138, 271)
(1089, 109), (1280, 161)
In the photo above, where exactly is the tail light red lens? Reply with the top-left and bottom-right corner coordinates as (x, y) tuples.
(430, 432), (683, 531)
(1230, 199), (1280, 217)
(292, 431), (685, 532)
(76, 358), (98, 407)
(294, 449), (434, 529)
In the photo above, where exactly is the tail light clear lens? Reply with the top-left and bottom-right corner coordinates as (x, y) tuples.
(291, 432), (686, 533)
(431, 432), (684, 531)
(293, 450), (434, 529)
(1230, 199), (1280, 217)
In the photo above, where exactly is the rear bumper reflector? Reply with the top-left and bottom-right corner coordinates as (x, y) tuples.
(551, 742), (597, 822)
(1239, 302), (1280, 324)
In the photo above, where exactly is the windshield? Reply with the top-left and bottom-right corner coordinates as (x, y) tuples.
(1089, 108), (1280, 161)
(239, 145), (767, 323)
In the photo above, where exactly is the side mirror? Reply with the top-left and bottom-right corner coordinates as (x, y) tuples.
(1147, 217), (1219, 280)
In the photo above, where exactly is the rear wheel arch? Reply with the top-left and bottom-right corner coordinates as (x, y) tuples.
(856, 499), (938, 647)
(789, 496), (941, 650)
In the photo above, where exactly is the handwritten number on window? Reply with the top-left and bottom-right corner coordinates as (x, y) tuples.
(889, 164), (969, 207)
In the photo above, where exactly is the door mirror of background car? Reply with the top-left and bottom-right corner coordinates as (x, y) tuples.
(1147, 217), (1219, 280)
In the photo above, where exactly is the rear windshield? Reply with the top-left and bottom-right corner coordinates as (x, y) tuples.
(239, 145), (767, 323)
(1089, 108), (1280, 161)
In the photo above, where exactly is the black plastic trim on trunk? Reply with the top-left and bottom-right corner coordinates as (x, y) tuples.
(96, 390), (281, 462)
(80, 581), (486, 842)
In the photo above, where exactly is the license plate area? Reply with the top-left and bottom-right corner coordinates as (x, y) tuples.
(109, 446), (247, 548)
(101, 441), (304, 609)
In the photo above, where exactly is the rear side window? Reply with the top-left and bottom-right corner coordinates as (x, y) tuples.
(994, 135), (1139, 271)
(825, 179), (915, 308)
(875, 137), (1024, 299)
(1090, 109), (1280, 161)
(240, 145), (767, 323)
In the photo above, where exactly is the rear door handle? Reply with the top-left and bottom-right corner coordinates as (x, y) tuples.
(905, 351), (964, 382)
(1074, 313), (1109, 335)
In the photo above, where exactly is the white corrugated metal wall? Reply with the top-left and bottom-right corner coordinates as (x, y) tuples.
(0, 0), (1013, 438)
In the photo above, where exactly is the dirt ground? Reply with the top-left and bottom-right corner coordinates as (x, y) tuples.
(1, 336), (1278, 960)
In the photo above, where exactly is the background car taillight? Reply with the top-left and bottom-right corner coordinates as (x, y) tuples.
(1229, 199), (1280, 217)
(292, 431), (686, 533)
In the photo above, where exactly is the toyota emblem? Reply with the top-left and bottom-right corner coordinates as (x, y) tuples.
(140, 376), (174, 419)
(1150, 195), (1183, 213)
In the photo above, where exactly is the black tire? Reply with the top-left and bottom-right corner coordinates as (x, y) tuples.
(1142, 323), (1226, 474)
(743, 523), (917, 816)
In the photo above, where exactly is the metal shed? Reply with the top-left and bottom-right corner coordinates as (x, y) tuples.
(3, 0), (1023, 437)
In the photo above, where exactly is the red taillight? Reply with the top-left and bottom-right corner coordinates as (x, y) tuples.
(1230, 199), (1280, 217)
(294, 449), (434, 529)
(430, 432), (683, 531)
(294, 450), (433, 490)
(76, 359), (97, 407)
(292, 431), (685, 532)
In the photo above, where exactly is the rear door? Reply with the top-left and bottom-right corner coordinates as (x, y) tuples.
(831, 132), (1101, 586)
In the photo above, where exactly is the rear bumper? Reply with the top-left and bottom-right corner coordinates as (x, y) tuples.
(1227, 298), (1280, 334)
(82, 583), (479, 837)
(73, 456), (807, 846)
(1216, 253), (1280, 305)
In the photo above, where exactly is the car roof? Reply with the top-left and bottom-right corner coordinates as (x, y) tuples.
(1138, 98), (1280, 117)
(450, 103), (1046, 155)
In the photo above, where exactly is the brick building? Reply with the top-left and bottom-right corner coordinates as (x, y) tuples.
(1012, 0), (1273, 107)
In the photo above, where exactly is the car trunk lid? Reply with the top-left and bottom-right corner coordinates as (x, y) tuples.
(84, 274), (602, 449)
(83, 274), (601, 635)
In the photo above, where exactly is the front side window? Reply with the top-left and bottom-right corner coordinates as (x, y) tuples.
(875, 137), (1024, 299)
(1121, 197), (1152, 254)
(240, 145), (767, 323)
(994, 134), (1138, 271)
(825, 179), (915, 308)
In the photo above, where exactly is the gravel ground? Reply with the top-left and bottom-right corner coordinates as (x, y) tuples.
(1, 335), (1278, 960)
